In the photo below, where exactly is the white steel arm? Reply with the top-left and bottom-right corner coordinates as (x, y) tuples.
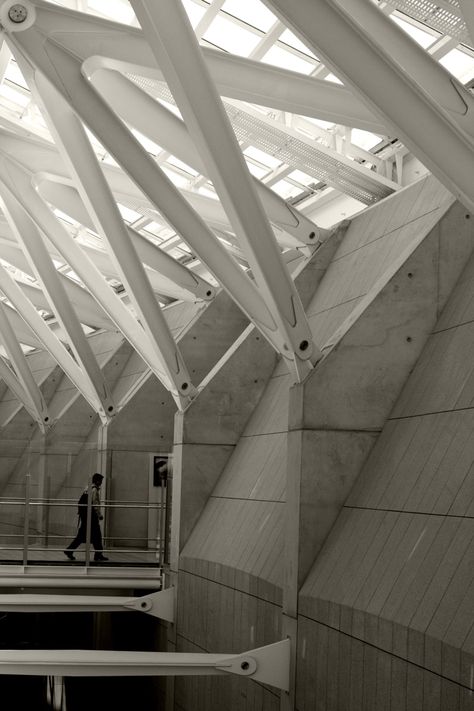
(458, 0), (474, 44)
(129, 0), (318, 375)
(263, 0), (474, 214)
(0, 239), (114, 330)
(337, 0), (474, 142)
(0, 352), (41, 426)
(91, 68), (328, 248)
(0, 263), (109, 414)
(28, 71), (195, 403)
(0, 640), (290, 691)
(0, 176), (116, 421)
(0, 0), (385, 132)
(0, 588), (174, 620)
(0, 153), (187, 405)
(128, 227), (216, 301)
(2, 20), (292, 358)
(32, 177), (216, 302)
(0, 300), (40, 348)
(0, 299), (49, 429)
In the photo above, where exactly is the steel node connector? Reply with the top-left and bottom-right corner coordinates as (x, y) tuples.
(0, 1), (36, 30)
(8, 3), (27, 22)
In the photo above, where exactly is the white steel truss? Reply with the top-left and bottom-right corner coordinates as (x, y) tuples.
(129, 0), (318, 374)
(0, 0), (468, 413)
(0, 588), (174, 620)
(0, 172), (117, 420)
(91, 68), (329, 248)
(0, 298), (49, 428)
(0, 640), (290, 691)
(263, 0), (474, 213)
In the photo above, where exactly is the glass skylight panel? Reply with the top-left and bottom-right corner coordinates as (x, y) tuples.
(288, 169), (315, 186)
(0, 84), (30, 109)
(305, 116), (335, 131)
(244, 145), (282, 170)
(391, 15), (438, 49)
(439, 48), (474, 84)
(116, 203), (142, 223)
(271, 179), (303, 199)
(162, 165), (192, 189)
(203, 15), (261, 56)
(181, 0), (207, 28)
(198, 185), (218, 200)
(221, 0), (278, 32)
(53, 208), (78, 226)
(131, 128), (162, 156)
(279, 29), (318, 60)
(64, 269), (81, 284)
(88, 0), (136, 24)
(167, 155), (200, 177)
(351, 129), (382, 151)
(156, 97), (183, 120)
(245, 160), (269, 179)
(84, 126), (107, 159)
(102, 154), (120, 167)
(325, 73), (344, 85)
(4, 62), (28, 91)
(262, 46), (315, 75)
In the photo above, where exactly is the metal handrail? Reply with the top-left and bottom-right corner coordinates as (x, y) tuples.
(0, 492), (170, 568)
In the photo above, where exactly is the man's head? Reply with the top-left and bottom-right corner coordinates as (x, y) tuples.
(92, 473), (104, 487)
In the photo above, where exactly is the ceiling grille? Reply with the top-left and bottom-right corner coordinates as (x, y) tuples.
(385, 0), (472, 47)
(128, 75), (395, 205)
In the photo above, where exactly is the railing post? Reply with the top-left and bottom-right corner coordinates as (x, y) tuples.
(23, 472), (31, 566)
(159, 483), (165, 567)
(84, 479), (92, 568)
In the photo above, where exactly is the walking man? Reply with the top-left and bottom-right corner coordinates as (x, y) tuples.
(64, 473), (108, 562)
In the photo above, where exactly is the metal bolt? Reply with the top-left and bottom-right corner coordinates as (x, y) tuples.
(8, 4), (28, 23)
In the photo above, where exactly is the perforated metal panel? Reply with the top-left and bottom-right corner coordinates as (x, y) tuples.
(385, 0), (471, 47)
(128, 75), (395, 206)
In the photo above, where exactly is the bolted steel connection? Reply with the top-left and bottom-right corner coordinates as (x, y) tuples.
(8, 4), (28, 23)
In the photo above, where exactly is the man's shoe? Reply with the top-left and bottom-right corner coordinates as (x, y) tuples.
(94, 554), (109, 562)
(64, 550), (75, 561)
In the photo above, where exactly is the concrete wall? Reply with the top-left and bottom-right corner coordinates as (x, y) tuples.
(172, 176), (474, 709)
(297, 207), (474, 709)
(0, 291), (250, 553)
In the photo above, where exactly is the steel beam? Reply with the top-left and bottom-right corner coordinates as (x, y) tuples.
(337, 0), (474, 141)
(0, 153), (184, 403)
(33, 177), (216, 302)
(0, 588), (174, 620)
(0, 263), (107, 414)
(0, 0), (385, 132)
(458, 0), (474, 45)
(130, 0), (318, 375)
(29, 71), (195, 403)
(0, 298), (50, 428)
(0, 239), (114, 330)
(262, 0), (474, 214)
(92, 68), (328, 248)
(0, 300), (40, 348)
(0, 127), (289, 260)
(3, 22), (293, 360)
(0, 175), (116, 421)
(0, 352), (40, 425)
(0, 640), (290, 691)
